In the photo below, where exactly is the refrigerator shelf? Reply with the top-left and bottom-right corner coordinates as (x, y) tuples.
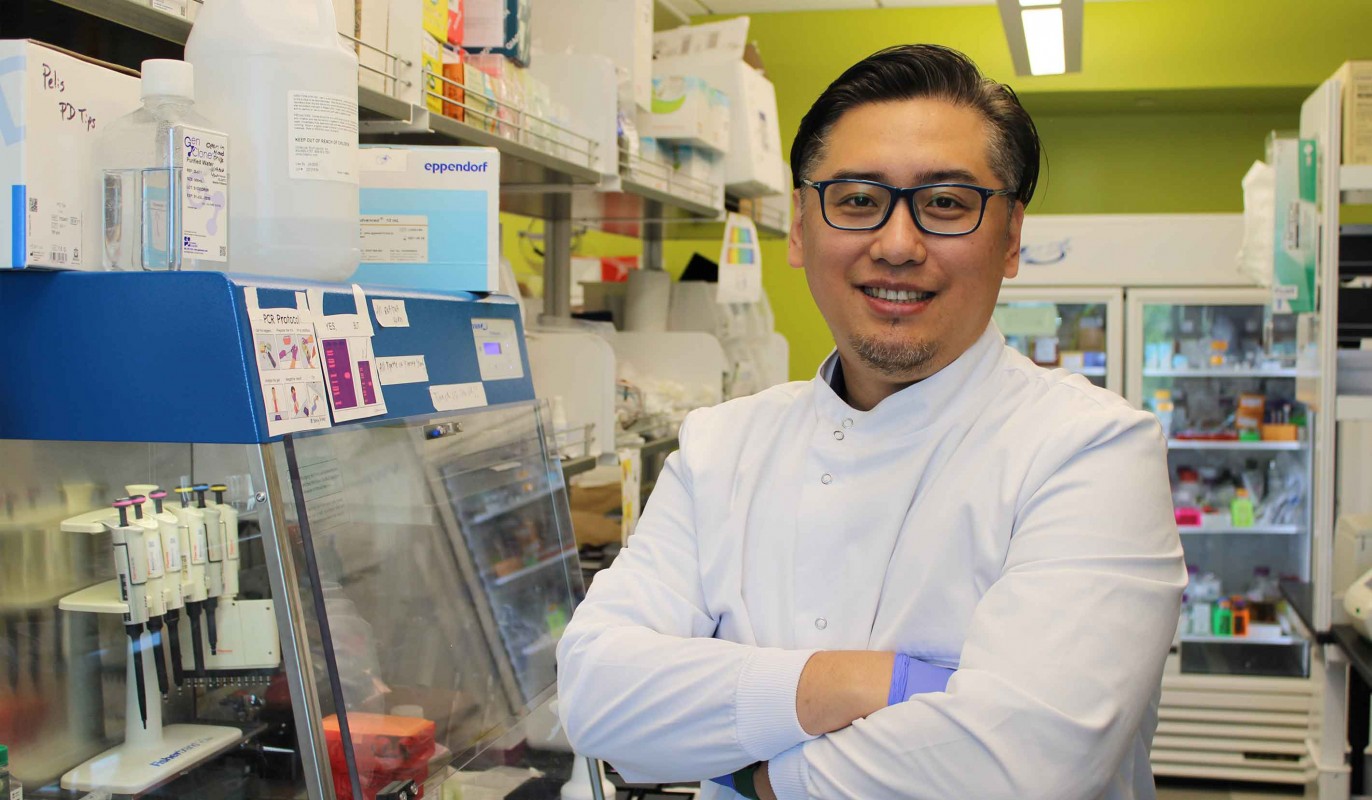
(486, 547), (578, 589)
(1143, 368), (1299, 379)
(1180, 634), (1302, 646)
(1166, 440), (1307, 452)
(1177, 525), (1303, 535)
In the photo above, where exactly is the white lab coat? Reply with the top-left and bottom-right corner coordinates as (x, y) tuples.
(557, 323), (1186, 800)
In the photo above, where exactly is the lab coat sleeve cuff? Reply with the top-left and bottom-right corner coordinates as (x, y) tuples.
(735, 648), (818, 761)
(767, 743), (809, 800)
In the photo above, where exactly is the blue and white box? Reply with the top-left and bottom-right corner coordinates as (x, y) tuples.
(351, 145), (500, 293)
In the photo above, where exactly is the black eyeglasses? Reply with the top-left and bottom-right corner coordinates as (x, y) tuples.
(801, 179), (1016, 235)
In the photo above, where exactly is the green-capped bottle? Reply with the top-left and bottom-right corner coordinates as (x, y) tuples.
(0, 744), (20, 800)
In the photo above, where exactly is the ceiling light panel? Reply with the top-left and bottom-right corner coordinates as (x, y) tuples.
(1021, 6), (1065, 74)
(996, 0), (1081, 76)
(879, 1), (996, 7)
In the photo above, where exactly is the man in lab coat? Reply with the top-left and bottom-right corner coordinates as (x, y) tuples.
(557, 44), (1185, 800)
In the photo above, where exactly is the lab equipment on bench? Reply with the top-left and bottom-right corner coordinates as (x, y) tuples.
(142, 488), (189, 686)
(128, 495), (171, 698)
(192, 484), (224, 656)
(172, 483), (211, 676)
(1345, 567), (1372, 642)
(1, 269), (585, 798)
(54, 500), (243, 795)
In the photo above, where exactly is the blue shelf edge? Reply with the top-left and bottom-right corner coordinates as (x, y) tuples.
(0, 270), (534, 444)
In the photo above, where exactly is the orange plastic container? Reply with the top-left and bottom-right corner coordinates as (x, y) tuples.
(323, 713), (436, 800)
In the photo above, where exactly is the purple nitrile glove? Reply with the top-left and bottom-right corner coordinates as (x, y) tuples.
(887, 653), (955, 705)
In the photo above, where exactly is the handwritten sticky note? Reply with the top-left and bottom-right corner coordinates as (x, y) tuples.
(372, 298), (410, 328)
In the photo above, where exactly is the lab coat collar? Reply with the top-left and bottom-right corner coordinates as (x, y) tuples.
(814, 322), (1007, 432)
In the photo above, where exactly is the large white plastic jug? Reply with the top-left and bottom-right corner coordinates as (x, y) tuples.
(185, 0), (360, 282)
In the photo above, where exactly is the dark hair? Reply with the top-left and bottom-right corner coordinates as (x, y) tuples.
(790, 44), (1041, 207)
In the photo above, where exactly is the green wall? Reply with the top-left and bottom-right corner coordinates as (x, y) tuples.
(509, 0), (1372, 379)
(667, 0), (1372, 379)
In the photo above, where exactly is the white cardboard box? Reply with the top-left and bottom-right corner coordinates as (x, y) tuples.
(529, 0), (653, 113)
(350, 145), (500, 292)
(674, 61), (783, 196)
(639, 75), (730, 154)
(653, 17), (784, 196)
(0, 40), (141, 269)
(527, 50), (616, 177)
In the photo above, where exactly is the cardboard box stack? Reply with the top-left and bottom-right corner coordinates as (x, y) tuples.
(652, 17), (786, 197)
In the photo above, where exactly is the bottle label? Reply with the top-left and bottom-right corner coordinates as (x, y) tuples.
(287, 91), (359, 183)
(177, 125), (228, 262)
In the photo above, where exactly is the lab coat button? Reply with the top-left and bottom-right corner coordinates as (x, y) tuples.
(821, 473), (833, 485)
(815, 617), (828, 630)
(833, 430), (845, 441)
(842, 418), (854, 428)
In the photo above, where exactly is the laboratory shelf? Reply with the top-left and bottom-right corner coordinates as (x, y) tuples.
(1337, 394), (1372, 421)
(47, 0), (190, 42)
(1143, 368), (1299, 379)
(1177, 525), (1303, 535)
(1166, 440), (1307, 451)
(618, 176), (722, 220)
(667, 192), (791, 241)
(1074, 366), (1108, 377)
(468, 483), (559, 526)
(358, 86), (415, 124)
(487, 547), (578, 589)
(560, 455), (598, 480)
(378, 111), (605, 207)
(573, 149), (726, 226)
(1180, 634), (1302, 646)
(41, 0), (607, 197)
(639, 434), (681, 461)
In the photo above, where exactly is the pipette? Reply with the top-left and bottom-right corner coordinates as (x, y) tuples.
(173, 485), (209, 676)
(129, 495), (169, 697)
(108, 497), (149, 728)
(194, 484), (224, 656)
(209, 484), (240, 603)
(146, 490), (187, 687)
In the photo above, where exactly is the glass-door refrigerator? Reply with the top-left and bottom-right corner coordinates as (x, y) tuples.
(1126, 287), (1316, 785)
(994, 287), (1124, 395)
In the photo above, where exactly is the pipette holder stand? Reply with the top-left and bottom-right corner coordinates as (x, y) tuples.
(58, 581), (240, 794)
(61, 631), (241, 794)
